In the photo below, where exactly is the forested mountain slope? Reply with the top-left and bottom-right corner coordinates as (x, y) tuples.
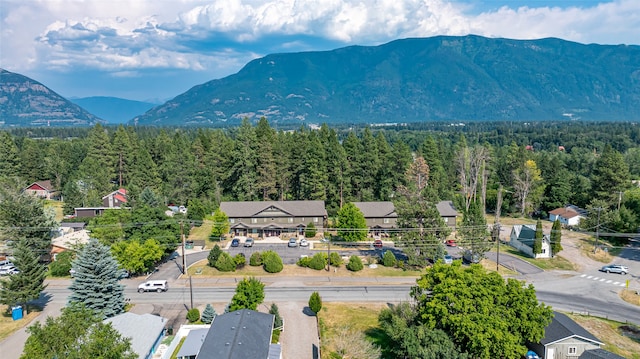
(132, 35), (640, 126)
(0, 69), (104, 127)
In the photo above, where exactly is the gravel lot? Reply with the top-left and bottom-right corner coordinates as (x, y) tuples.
(277, 301), (320, 359)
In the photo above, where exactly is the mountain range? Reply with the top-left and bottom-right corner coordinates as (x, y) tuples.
(0, 68), (104, 127)
(2, 35), (640, 127)
(70, 97), (157, 124)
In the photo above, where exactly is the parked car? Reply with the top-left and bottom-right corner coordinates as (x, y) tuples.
(373, 239), (383, 248)
(443, 255), (453, 264)
(600, 264), (629, 275)
(231, 238), (240, 247)
(299, 238), (309, 247)
(288, 238), (298, 247)
(137, 280), (168, 293)
(244, 238), (254, 247)
(446, 239), (457, 247)
(0, 266), (19, 275)
(463, 250), (481, 264)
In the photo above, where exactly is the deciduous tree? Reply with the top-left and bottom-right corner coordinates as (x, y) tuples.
(229, 277), (265, 311)
(336, 202), (368, 242)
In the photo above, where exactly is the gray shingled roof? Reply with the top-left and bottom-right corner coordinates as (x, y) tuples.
(196, 309), (274, 359)
(436, 201), (459, 217)
(542, 312), (602, 346)
(579, 349), (627, 359)
(352, 202), (397, 218)
(104, 312), (167, 358)
(176, 328), (209, 358)
(220, 201), (327, 217)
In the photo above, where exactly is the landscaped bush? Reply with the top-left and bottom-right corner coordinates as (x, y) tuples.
(309, 291), (322, 315)
(249, 251), (263, 266)
(207, 244), (222, 267)
(215, 252), (236, 272)
(305, 222), (317, 238)
(262, 250), (283, 273)
(186, 308), (200, 323)
(297, 256), (311, 267)
(329, 252), (343, 267)
(346, 255), (364, 272)
(309, 253), (327, 270)
(234, 253), (246, 269)
(49, 251), (74, 277)
(382, 250), (397, 267)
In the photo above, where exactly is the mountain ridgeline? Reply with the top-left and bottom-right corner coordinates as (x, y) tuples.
(132, 35), (640, 126)
(0, 69), (104, 127)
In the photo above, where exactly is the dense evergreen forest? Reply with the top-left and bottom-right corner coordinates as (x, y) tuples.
(1, 120), (639, 237)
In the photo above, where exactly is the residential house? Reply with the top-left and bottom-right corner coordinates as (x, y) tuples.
(105, 312), (167, 359)
(352, 202), (397, 236)
(219, 201), (327, 238)
(59, 222), (86, 232)
(529, 311), (607, 359)
(196, 309), (280, 359)
(176, 328), (209, 359)
(549, 205), (586, 227)
(51, 229), (90, 258)
(578, 349), (626, 359)
(436, 201), (459, 230)
(509, 224), (551, 259)
(74, 188), (128, 218)
(23, 180), (59, 200)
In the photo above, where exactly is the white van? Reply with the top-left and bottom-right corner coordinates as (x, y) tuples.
(137, 280), (168, 293)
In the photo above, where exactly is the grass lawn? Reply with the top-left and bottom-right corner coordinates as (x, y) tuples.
(569, 314), (640, 359)
(500, 247), (576, 271)
(318, 302), (388, 359)
(0, 304), (41, 342)
(187, 260), (423, 278)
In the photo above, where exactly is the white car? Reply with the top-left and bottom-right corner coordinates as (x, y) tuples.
(288, 238), (298, 247)
(299, 238), (309, 247)
(0, 266), (19, 275)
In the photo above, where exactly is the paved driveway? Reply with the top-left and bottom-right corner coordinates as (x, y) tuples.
(277, 301), (320, 359)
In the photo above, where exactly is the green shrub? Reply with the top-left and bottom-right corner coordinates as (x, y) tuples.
(201, 304), (216, 324)
(262, 251), (283, 273)
(309, 253), (327, 270)
(308, 291), (322, 315)
(269, 303), (283, 328)
(49, 251), (74, 277)
(215, 252), (236, 272)
(234, 253), (246, 268)
(207, 244), (222, 267)
(382, 250), (396, 267)
(186, 308), (200, 323)
(297, 256), (311, 267)
(249, 252), (263, 266)
(329, 252), (343, 267)
(346, 255), (364, 272)
(305, 222), (317, 238)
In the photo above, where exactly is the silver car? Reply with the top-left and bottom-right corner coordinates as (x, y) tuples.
(600, 264), (628, 275)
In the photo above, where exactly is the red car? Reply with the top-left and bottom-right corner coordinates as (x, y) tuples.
(445, 240), (457, 247)
(373, 239), (383, 248)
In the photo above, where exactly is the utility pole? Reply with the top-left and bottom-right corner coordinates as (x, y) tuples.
(326, 237), (331, 271)
(181, 221), (186, 274)
(618, 191), (623, 211)
(594, 210), (600, 253)
(494, 185), (503, 272)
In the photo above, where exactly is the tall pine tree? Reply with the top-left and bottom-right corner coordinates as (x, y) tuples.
(533, 219), (543, 255)
(550, 219), (563, 256)
(0, 241), (47, 314)
(68, 239), (125, 319)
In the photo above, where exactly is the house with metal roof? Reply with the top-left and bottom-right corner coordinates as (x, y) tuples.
(219, 201), (327, 238)
(509, 224), (551, 259)
(196, 309), (279, 359)
(352, 202), (397, 236)
(104, 312), (167, 359)
(23, 180), (59, 200)
(436, 201), (459, 230)
(529, 311), (603, 359)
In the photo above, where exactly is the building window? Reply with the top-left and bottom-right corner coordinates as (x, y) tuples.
(383, 218), (389, 224)
(251, 218), (257, 224)
(288, 217), (294, 223)
(264, 218), (267, 223)
(542, 248), (546, 254)
(314, 217), (318, 223)
(230, 219), (235, 224)
(444, 218), (449, 223)
(568, 347), (577, 355)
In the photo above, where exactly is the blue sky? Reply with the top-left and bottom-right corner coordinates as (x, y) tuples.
(1, 0), (638, 102)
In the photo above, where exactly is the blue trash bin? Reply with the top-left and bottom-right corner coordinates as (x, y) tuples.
(12, 306), (23, 320)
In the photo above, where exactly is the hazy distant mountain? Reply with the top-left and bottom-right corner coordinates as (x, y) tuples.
(132, 35), (640, 126)
(0, 69), (104, 127)
(71, 96), (157, 124)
